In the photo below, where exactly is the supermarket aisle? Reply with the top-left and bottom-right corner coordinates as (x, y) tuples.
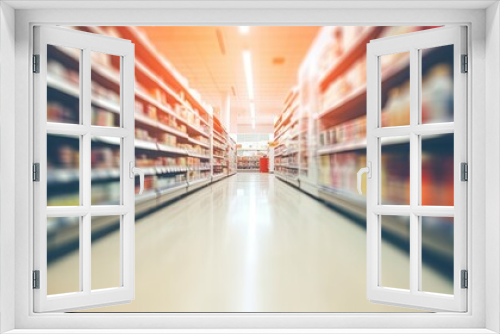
(58, 173), (451, 312)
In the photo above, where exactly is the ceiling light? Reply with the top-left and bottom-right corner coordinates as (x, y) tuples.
(239, 26), (250, 34)
(250, 102), (256, 118)
(252, 118), (256, 129)
(242, 50), (254, 100)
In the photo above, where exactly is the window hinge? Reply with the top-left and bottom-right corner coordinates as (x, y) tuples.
(461, 162), (468, 181)
(461, 270), (468, 289)
(33, 54), (40, 73)
(33, 270), (40, 289)
(33, 163), (40, 182)
(461, 54), (468, 73)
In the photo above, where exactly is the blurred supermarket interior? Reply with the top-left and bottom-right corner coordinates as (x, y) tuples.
(47, 26), (455, 312)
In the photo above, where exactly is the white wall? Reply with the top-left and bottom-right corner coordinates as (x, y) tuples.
(485, 2), (500, 332)
(0, 2), (16, 333)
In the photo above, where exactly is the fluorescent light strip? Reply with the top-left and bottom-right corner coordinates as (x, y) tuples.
(250, 103), (256, 118)
(239, 26), (250, 34)
(243, 51), (254, 101)
(251, 118), (256, 129)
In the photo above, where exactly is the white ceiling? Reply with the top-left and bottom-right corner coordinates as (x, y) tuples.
(139, 26), (320, 128)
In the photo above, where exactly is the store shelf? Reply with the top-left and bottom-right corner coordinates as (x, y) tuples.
(212, 173), (226, 183)
(318, 186), (366, 219)
(319, 26), (385, 92)
(275, 164), (299, 169)
(188, 152), (210, 159)
(135, 190), (158, 204)
(135, 139), (159, 151)
(188, 177), (211, 188)
(113, 26), (211, 118)
(188, 137), (210, 148)
(48, 75), (121, 114)
(156, 121), (189, 139)
(274, 88), (298, 130)
(157, 182), (188, 196)
(45, 26), (238, 215)
(157, 143), (189, 155)
(317, 37), (445, 129)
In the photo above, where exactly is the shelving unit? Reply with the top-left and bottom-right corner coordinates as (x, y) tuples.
(237, 156), (261, 171)
(212, 113), (237, 181)
(274, 88), (300, 186)
(273, 26), (454, 275)
(274, 26), (445, 217)
(47, 26), (237, 261)
(237, 146), (269, 172)
(228, 136), (238, 175)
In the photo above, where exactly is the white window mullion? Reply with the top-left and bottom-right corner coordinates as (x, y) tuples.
(121, 50), (135, 294)
(373, 205), (411, 215)
(413, 123), (454, 135)
(81, 47), (92, 295)
(409, 47), (420, 295)
(90, 126), (129, 138)
(47, 123), (88, 136)
(373, 126), (411, 138)
(366, 48), (379, 298)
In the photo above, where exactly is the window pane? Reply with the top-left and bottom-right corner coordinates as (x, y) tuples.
(421, 45), (454, 124)
(421, 217), (454, 295)
(47, 134), (80, 206)
(47, 45), (81, 124)
(47, 216), (80, 295)
(91, 52), (121, 127)
(91, 136), (121, 205)
(381, 136), (410, 205)
(380, 51), (410, 127)
(91, 216), (121, 290)
(380, 215), (410, 290)
(421, 133), (454, 206)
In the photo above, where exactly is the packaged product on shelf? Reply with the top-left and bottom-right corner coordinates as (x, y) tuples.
(67, 69), (79, 85)
(176, 157), (187, 167)
(90, 51), (111, 67)
(159, 133), (177, 147)
(329, 128), (337, 145)
(58, 145), (77, 168)
(135, 100), (145, 115)
(47, 60), (67, 79)
(91, 146), (115, 169)
(47, 101), (78, 124)
(146, 105), (157, 119)
(421, 64), (453, 123)
(92, 107), (116, 127)
(135, 128), (155, 142)
(381, 82), (410, 127)
(153, 89), (167, 105)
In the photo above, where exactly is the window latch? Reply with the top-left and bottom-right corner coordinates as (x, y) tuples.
(357, 162), (371, 195)
(129, 161), (145, 195)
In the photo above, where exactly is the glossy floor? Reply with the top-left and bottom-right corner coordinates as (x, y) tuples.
(47, 173), (453, 312)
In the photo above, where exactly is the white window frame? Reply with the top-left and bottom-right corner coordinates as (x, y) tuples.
(366, 26), (467, 312)
(1, 2), (499, 333)
(33, 25), (136, 313)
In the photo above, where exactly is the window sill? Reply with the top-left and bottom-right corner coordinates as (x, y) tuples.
(4, 330), (497, 334)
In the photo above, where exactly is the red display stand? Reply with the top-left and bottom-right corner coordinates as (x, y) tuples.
(260, 157), (269, 173)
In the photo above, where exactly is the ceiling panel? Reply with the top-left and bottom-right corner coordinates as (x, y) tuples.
(139, 26), (320, 126)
